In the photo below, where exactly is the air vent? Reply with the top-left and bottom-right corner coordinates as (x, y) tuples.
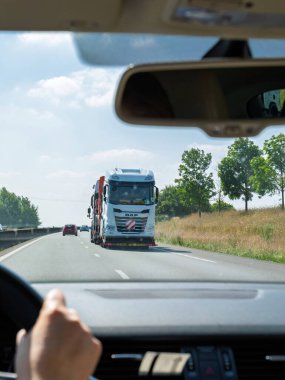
(95, 340), (180, 380)
(233, 340), (285, 380)
(94, 339), (285, 380)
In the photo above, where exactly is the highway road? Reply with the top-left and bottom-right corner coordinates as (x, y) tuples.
(0, 232), (285, 282)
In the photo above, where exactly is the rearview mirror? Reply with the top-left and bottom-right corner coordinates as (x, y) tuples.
(115, 60), (285, 137)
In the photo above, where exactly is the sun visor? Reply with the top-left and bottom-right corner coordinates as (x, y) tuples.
(162, 0), (285, 39)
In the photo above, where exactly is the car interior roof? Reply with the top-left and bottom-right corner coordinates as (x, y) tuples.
(1, 0), (285, 38)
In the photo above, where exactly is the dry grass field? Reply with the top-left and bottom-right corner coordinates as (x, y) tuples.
(156, 208), (285, 263)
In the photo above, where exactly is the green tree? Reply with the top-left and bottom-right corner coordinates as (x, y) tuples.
(213, 176), (228, 214)
(0, 187), (40, 227)
(176, 148), (215, 217)
(250, 156), (276, 195)
(20, 196), (40, 227)
(0, 187), (21, 226)
(211, 200), (234, 212)
(250, 134), (285, 209)
(264, 134), (285, 209)
(156, 185), (192, 218)
(218, 138), (261, 212)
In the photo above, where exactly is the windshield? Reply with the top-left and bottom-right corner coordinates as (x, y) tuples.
(0, 32), (285, 283)
(109, 181), (154, 205)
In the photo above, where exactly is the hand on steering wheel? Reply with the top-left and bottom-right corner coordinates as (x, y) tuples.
(0, 266), (102, 380)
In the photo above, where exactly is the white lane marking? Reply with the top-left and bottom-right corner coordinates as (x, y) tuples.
(85, 246), (89, 249)
(115, 269), (130, 280)
(94, 254), (100, 258)
(172, 252), (216, 263)
(0, 236), (48, 262)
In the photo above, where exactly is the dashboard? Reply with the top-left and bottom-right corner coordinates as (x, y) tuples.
(1, 281), (285, 379)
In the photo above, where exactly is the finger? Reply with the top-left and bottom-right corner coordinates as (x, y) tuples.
(67, 309), (92, 335)
(67, 308), (80, 321)
(43, 289), (66, 312)
(92, 337), (103, 361)
(16, 329), (27, 346)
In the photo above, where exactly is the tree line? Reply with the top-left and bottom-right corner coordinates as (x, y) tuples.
(0, 187), (40, 228)
(157, 134), (285, 218)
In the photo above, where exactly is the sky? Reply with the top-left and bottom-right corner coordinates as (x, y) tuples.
(0, 32), (284, 226)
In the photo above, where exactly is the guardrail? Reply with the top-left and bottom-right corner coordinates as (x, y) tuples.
(0, 227), (62, 250)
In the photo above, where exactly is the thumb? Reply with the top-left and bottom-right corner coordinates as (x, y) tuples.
(16, 329), (27, 346)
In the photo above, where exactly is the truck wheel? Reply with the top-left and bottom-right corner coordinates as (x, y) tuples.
(101, 237), (107, 248)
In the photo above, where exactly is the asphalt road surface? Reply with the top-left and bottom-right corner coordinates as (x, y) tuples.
(1, 232), (285, 282)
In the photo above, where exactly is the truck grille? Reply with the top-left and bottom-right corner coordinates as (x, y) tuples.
(115, 216), (148, 233)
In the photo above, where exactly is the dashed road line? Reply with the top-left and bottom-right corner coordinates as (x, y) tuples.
(94, 254), (100, 258)
(115, 269), (130, 280)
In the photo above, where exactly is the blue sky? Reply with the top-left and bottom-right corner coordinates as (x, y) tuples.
(0, 32), (284, 226)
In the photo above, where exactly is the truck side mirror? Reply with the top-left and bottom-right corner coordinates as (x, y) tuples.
(155, 187), (159, 204)
(87, 207), (91, 218)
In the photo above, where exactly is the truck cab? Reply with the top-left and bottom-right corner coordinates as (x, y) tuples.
(90, 168), (158, 248)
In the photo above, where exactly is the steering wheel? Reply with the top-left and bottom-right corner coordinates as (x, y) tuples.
(0, 264), (42, 332)
(0, 267), (98, 380)
(0, 266), (98, 380)
(0, 265), (42, 378)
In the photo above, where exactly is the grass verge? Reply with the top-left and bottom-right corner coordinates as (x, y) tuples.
(156, 208), (285, 263)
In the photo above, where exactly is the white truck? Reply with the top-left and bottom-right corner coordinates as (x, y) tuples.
(88, 168), (158, 248)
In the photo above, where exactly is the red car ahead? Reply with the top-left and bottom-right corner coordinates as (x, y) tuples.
(62, 224), (78, 236)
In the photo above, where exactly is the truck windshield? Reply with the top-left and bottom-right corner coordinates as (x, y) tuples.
(109, 181), (154, 205)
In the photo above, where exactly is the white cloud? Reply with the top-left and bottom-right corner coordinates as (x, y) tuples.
(29, 76), (80, 98)
(77, 148), (177, 189)
(28, 68), (122, 108)
(0, 171), (19, 179)
(39, 155), (51, 161)
(47, 170), (86, 180)
(18, 32), (72, 47)
(85, 90), (113, 108)
(88, 148), (154, 162)
(26, 108), (55, 120)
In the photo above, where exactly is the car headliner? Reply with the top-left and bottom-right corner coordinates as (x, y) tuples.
(1, 0), (285, 39)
